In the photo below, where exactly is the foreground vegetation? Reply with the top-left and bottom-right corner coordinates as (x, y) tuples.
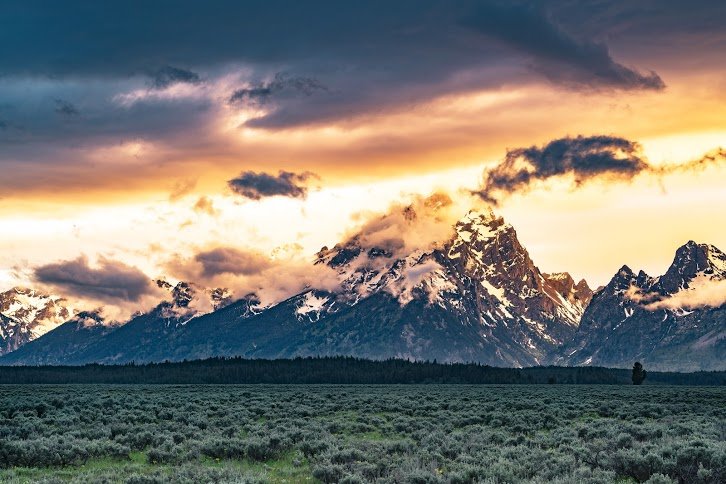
(0, 385), (723, 483)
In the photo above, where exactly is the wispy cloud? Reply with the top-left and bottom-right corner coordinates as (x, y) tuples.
(229, 73), (327, 106)
(628, 276), (726, 311)
(150, 66), (202, 90)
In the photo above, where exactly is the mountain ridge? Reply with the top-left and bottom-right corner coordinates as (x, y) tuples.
(1, 207), (723, 371)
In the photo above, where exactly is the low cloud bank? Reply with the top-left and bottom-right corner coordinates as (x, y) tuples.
(627, 276), (726, 311)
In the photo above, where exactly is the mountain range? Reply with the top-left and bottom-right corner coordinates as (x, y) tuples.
(1, 204), (723, 371)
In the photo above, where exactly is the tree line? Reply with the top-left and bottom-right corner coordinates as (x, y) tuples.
(0, 357), (723, 385)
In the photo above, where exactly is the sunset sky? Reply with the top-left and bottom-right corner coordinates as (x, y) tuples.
(1, 0), (725, 317)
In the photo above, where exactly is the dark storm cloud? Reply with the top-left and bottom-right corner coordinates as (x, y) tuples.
(476, 137), (726, 204)
(0, 2), (673, 90)
(150, 66), (202, 89)
(464, 3), (665, 90)
(475, 135), (649, 204)
(0, 0), (720, 171)
(54, 99), (79, 116)
(194, 247), (271, 278)
(227, 170), (316, 200)
(34, 256), (154, 302)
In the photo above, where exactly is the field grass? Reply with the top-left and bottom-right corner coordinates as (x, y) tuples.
(0, 385), (723, 483)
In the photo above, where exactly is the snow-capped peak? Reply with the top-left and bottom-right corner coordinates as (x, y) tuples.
(0, 287), (70, 338)
(0, 287), (72, 355)
(658, 241), (726, 294)
(308, 206), (590, 341)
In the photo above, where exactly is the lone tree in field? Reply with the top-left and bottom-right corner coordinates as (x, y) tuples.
(632, 362), (647, 385)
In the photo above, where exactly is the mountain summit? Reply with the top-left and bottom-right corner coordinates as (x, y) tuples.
(288, 208), (593, 365)
(561, 241), (726, 371)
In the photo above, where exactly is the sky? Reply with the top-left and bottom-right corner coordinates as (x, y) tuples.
(1, 0), (725, 317)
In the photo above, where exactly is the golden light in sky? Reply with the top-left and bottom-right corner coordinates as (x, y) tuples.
(0, 1), (724, 317)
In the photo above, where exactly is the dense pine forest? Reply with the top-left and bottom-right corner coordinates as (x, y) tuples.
(0, 357), (723, 385)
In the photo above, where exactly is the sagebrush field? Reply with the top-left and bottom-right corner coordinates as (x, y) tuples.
(0, 385), (723, 483)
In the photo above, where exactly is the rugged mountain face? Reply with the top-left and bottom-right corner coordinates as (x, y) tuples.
(561, 242), (726, 371)
(1, 208), (592, 366)
(0, 287), (70, 355)
(294, 209), (592, 365)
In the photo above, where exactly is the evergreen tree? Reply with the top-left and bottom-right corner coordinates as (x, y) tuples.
(632, 362), (647, 385)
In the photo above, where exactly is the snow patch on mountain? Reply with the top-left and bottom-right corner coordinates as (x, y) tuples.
(295, 291), (331, 322)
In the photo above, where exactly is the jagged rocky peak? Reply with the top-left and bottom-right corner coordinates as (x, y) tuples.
(210, 288), (234, 309)
(156, 279), (196, 309)
(172, 281), (194, 307)
(447, 209), (536, 288)
(155, 279), (233, 311)
(594, 265), (655, 304)
(453, 209), (507, 238)
(0, 287), (70, 336)
(544, 272), (575, 292)
(574, 278), (593, 302)
(0, 286), (74, 355)
(604, 265), (639, 292)
(544, 273), (593, 306)
(449, 209), (512, 254)
(316, 238), (364, 268)
(563, 240), (726, 371)
(659, 241), (726, 293)
(233, 292), (263, 319)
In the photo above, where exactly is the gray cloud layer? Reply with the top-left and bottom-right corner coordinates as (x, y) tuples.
(34, 256), (155, 302)
(195, 247), (272, 278)
(54, 99), (79, 117)
(228, 170), (316, 200)
(0, 1), (683, 145)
